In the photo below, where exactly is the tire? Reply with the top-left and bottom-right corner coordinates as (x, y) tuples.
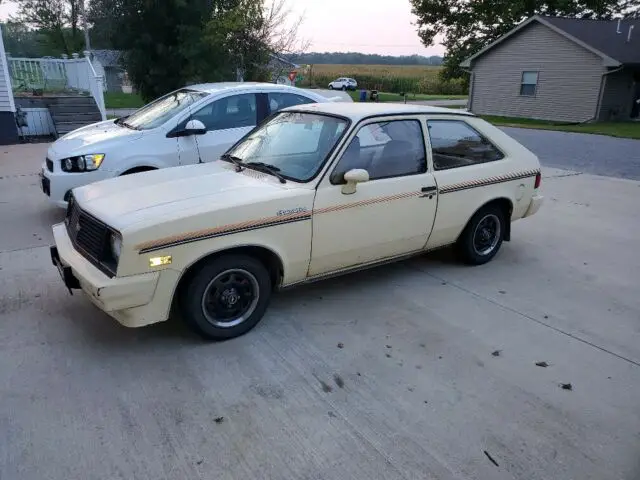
(180, 254), (272, 340)
(456, 205), (506, 265)
(328, 85), (334, 90)
(341, 85), (347, 91)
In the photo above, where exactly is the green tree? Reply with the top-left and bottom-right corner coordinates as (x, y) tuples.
(12, 0), (85, 55)
(89, 0), (307, 101)
(410, 0), (636, 82)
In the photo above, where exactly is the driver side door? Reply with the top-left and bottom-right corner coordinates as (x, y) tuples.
(308, 117), (438, 277)
(179, 93), (264, 164)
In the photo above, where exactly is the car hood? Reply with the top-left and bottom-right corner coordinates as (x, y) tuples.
(47, 119), (144, 159)
(72, 162), (303, 231)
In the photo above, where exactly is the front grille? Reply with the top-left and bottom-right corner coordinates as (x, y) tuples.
(46, 158), (54, 172)
(66, 197), (117, 277)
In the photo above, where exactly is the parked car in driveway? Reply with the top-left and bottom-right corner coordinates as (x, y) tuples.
(328, 77), (358, 90)
(49, 103), (543, 340)
(40, 82), (348, 208)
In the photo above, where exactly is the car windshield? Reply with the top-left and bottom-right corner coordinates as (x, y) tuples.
(121, 88), (209, 130)
(224, 111), (349, 182)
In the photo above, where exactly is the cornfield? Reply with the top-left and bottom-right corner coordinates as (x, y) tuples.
(297, 64), (467, 96)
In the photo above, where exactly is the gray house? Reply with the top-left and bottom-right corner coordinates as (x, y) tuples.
(461, 15), (640, 122)
(91, 49), (126, 92)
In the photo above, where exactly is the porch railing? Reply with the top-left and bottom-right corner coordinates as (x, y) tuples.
(7, 52), (106, 120)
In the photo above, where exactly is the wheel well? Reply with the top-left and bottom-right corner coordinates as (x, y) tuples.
(467, 198), (513, 242)
(173, 246), (284, 310)
(121, 166), (157, 176)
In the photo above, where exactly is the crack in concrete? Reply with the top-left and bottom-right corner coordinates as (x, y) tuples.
(414, 268), (640, 368)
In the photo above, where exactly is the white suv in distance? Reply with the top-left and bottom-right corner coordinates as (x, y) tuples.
(40, 82), (344, 208)
(328, 77), (358, 91)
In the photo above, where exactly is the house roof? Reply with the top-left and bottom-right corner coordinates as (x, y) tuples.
(461, 15), (640, 68)
(92, 49), (123, 68)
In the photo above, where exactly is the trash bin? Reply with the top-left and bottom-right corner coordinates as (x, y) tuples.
(359, 89), (367, 102)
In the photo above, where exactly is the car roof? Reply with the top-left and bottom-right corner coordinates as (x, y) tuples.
(282, 102), (474, 121)
(186, 82), (319, 95)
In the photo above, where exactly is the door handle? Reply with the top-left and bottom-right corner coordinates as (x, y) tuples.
(420, 186), (437, 199)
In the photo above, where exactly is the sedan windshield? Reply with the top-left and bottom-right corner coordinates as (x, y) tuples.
(120, 88), (209, 130)
(224, 112), (349, 182)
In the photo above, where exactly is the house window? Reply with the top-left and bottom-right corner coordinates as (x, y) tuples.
(520, 71), (538, 96)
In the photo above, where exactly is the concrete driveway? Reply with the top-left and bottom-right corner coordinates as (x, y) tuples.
(0, 141), (639, 480)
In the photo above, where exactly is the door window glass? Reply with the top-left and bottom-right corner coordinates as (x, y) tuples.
(191, 94), (257, 131)
(331, 119), (427, 184)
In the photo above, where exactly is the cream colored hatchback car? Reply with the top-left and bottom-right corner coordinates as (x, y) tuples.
(50, 103), (543, 340)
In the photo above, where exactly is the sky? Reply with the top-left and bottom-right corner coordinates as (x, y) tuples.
(0, 0), (445, 57)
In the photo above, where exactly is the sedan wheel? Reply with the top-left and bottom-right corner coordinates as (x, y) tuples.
(180, 254), (272, 340)
(457, 205), (506, 265)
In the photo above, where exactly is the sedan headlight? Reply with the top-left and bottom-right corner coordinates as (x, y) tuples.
(109, 232), (122, 261)
(61, 154), (105, 172)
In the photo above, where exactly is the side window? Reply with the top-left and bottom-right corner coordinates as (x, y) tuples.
(520, 71), (538, 96)
(268, 92), (316, 114)
(191, 93), (257, 131)
(331, 119), (427, 184)
(426, 120), (504, 171)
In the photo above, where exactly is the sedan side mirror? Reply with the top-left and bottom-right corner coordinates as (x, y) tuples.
(184, 119), (207, 135)
(341, 168), (369, 195)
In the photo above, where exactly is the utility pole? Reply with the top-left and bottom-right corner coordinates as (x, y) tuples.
(79, 0), (91, 52)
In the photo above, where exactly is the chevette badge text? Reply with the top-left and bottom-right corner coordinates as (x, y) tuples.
(277, 207), (308, 216)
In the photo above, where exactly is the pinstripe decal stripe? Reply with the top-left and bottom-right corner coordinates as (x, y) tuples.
(439, 169), (540, 194)
(136, 169), (539, 253)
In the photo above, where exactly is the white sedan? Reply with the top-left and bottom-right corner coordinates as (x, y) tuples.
(50, 102), (543, 340)
(40, 82), (348, 208)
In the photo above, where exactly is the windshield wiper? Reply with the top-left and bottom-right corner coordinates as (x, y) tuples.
(220, 153), (245, 171)
(115, 117), (139, 130)
(245, 162), (286, 183)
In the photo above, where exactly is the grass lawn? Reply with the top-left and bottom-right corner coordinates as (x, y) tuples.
(104, 91), (145, 109)
(346, 90), (468, 102)
(482, 115), (640, 140)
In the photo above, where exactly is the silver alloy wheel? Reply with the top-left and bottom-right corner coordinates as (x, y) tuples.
(472, 214), (501, 256)
(201, 269), (260, 328)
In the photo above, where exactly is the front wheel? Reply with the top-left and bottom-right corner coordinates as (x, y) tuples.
(341, 85), (347, 91)
(456, 206), (506, 265)
(328, 85), (334, 90)
(180, 254), (272, 340)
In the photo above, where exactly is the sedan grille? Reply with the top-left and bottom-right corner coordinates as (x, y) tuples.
(46, 158), (54, 172)
(66, 196), (117, 277)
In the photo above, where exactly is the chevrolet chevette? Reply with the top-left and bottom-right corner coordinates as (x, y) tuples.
(50, 103), (543, 340)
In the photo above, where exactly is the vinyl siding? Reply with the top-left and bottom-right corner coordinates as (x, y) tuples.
(598, 68), (637, 120)
(0, 34), (14, 112)
(469, 22), (605, 122)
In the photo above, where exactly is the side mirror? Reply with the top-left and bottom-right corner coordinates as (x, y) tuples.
(341, 168), (369, 195)
(184, 119), (206, 135)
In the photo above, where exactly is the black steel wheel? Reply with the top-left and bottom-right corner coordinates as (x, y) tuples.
(457, 205), (506, 265)
(180, 254), (272, 340)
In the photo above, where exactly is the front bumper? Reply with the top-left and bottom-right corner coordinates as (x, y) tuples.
(523, 193), (544, 218)
(51, 223), (178, 328)
(41, 162), (112, 209)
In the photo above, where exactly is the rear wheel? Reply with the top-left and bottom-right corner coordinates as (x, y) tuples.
(180, 254), (272, 340)
(341, 85), (347, 91)
(457, 205), (506, 265)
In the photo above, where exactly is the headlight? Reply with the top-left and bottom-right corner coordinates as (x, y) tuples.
(60, 154), (105, 172)
(109, 233), (122, 261)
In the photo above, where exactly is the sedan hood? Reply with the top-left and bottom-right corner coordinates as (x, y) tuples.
(72, 162), (300, 230)
(47, 119), (144, 159)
